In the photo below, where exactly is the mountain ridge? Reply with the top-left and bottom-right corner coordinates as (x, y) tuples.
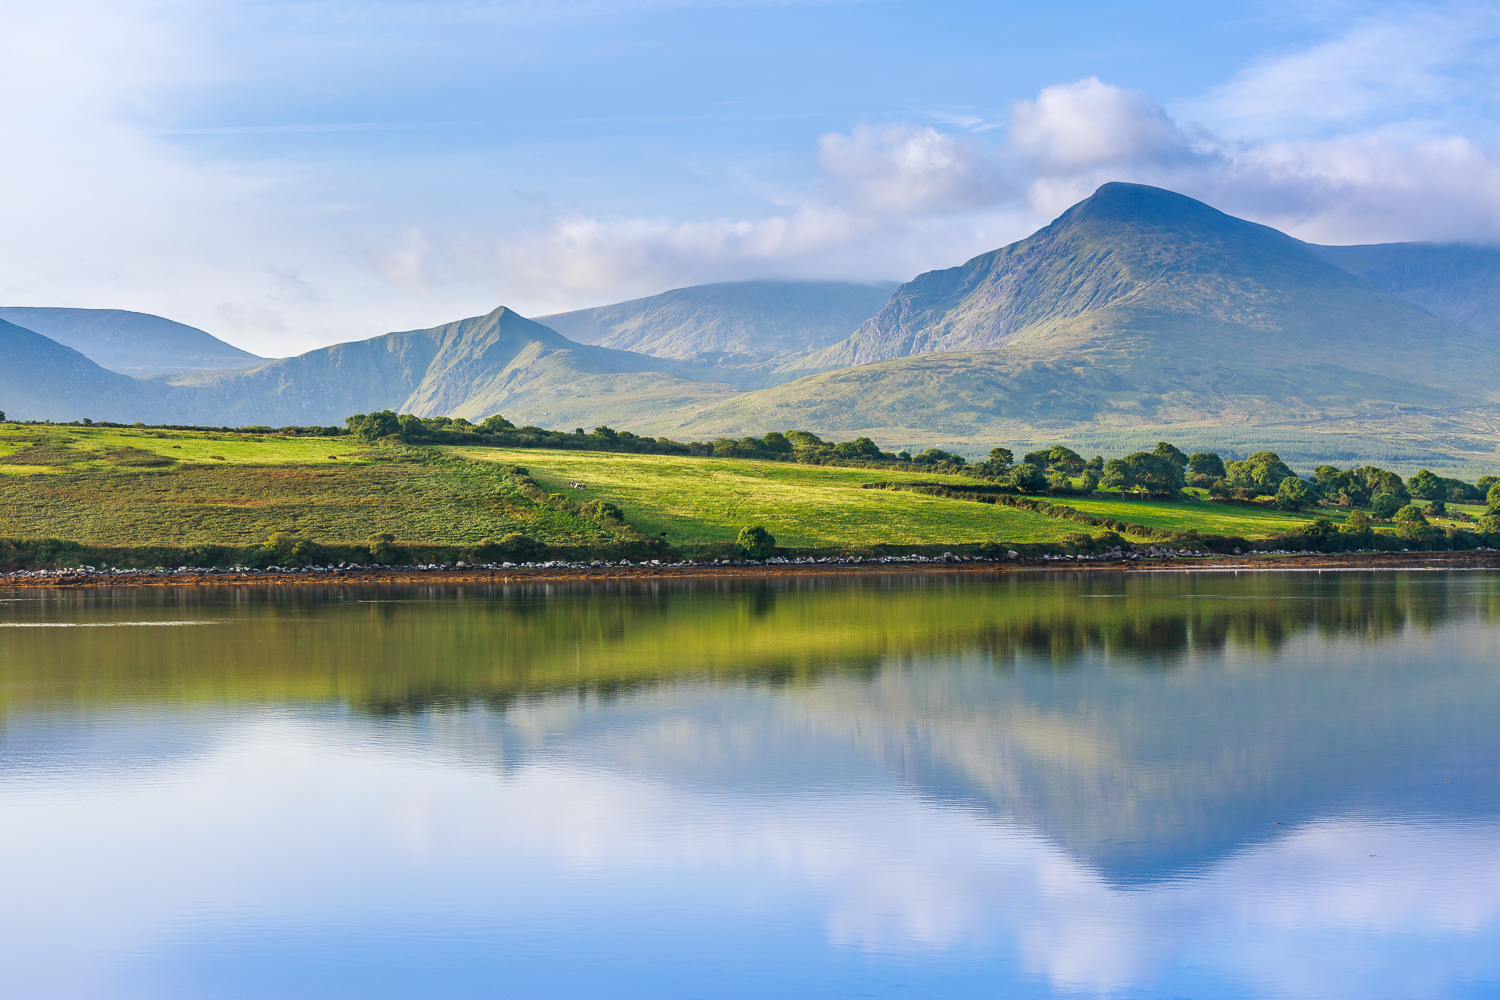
(0, 307), (266, 375)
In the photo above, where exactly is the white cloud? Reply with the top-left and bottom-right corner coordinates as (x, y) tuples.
(817, 121), (1013, 213)
(1009, 76), (1192, 173)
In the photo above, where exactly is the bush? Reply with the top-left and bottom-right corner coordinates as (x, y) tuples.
(368, 532), (399, 564)
(736, 525), (777, 559)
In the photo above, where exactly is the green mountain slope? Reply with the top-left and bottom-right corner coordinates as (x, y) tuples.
(0, 318), (179, 422)
(632, 184), (1500, 462)
(0, 307), (266, 375)
(157, 307), (738, 427)
(1309, 242), (1500, 335)
(536, 280), (898, 358)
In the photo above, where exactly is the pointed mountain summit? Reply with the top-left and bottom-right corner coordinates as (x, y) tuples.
(158, 306), (737, 426)
(652, 183), (1500, 447)
(829, 182), (1460, 366)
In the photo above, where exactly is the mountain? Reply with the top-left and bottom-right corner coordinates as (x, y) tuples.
(157, 307), (739, 427)
(0, 318), (178, 422)
(631, 184), (1500, 461)
(1309, 242), (1500, 336)
(0, 307), (267, 375)
(536, 280), (899, 359)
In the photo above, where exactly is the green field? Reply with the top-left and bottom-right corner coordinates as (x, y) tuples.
(0, 425), (615, 546)
(456, 446), (1079, 547)
(0, 423), (1488, 561)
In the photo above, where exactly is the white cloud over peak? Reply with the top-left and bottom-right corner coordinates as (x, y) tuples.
(1009, 77), (1193, 173)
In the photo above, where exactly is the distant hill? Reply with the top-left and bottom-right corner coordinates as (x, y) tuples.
(1309, 242), (1500, 336)
(0, 319), (178, 422)
(536, 280), (898, 359)
(157, 307), (738, 427)
(0, 307), (267, 375)
(632, 184), (1500, 462)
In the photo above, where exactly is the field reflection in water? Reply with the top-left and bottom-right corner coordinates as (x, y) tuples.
(2, 570), (1498, 999)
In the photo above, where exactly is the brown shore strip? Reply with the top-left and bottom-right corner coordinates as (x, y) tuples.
(2, 549), (1497, 590)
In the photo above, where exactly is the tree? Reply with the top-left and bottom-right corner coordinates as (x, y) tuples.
(1189, 452), (1226, 479)
(1489, 481), (1500, 511)
(736, 525), (776, 559)
(1100, 452), (1183, 497)
(1371, 493), (1403, 520)
(1046, 445), (1085, 473)
(1477, 475), (1497, 497)
(1274, 476), (1312, 511)
(979, 447), (1013, 477)
(1022, 449), (1051, 468)
(1407, 469), (1445, 501)
(1340, 510), (1373, 536)
(0, 411), (6, 423)
(834, 437), (882, 459)
(1086, 455), (1104, 472)
(760, 431), (793, 455)
(1224, 452), (1295, 495)
(1154, 442), (1189, 469)
(481, 414), (515, 431)
(346, 410), (400, 441)
(1010, 462), (1048, 492)
(397, 413), (428, 439)
(591, 425), (620, 443)
(1081, 468), (1100, 492)
(1429, 498), (1448, 518)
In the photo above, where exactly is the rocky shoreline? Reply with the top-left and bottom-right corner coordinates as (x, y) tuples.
(1, 548), (1497, 589)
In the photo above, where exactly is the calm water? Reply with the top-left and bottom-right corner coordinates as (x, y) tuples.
(2, 571), (1499, 999)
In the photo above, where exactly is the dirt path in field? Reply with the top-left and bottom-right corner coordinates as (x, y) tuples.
(3, 550), (1497, 590)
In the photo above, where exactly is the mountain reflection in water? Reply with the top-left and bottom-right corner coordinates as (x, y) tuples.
(2, 571), (1498, 999)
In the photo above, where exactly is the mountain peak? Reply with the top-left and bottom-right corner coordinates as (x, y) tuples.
(1063, 182), (1237, 230)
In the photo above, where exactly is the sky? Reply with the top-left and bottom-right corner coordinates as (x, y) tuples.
(3, 0), (1500, 357)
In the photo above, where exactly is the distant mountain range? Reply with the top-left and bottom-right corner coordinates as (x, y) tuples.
(538, 280), (899, 358)
(0, 307), (266, 375)
(2, 183), (1497, 469)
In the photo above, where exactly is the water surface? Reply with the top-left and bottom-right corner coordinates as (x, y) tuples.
(3, 571), (1499, 998)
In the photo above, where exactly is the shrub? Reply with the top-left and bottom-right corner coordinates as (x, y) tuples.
(736, 525), (777, 559)
(368, 532), (399, 564)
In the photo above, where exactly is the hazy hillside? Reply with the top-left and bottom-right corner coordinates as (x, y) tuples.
(0, 318), (178, 422)
(158, 307), (739, 427)
(0, 307), (266, 375)
(537, 280), (898, 359)
(1309, 242), (1500, 335)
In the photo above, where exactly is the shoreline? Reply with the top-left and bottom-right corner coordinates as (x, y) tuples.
(2, 549), (1497, 589)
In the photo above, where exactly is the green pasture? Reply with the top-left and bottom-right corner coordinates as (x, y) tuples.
(1064, 494), (1336, 536)
(0, 423), (357, 471)
(455, 447), (1080, 548)
(0, 427), (610, 546)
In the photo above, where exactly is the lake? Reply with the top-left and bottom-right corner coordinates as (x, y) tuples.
(2, 570), (1498, 999)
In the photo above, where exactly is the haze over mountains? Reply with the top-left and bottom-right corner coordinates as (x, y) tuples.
(0, 307), (265, 375)
(3, 183), (1497, 469)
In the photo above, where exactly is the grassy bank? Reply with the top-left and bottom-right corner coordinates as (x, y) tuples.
(0, 423), (1494, 569)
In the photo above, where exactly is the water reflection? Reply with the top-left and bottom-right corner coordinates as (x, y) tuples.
(1, 571), (1498, 998)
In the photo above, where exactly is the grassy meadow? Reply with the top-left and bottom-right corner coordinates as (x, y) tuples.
(0, 421), (1487, 566)
(456, 446), (1080, 548)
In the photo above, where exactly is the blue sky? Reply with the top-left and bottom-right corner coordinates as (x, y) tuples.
(3, 0), (1499, 356)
